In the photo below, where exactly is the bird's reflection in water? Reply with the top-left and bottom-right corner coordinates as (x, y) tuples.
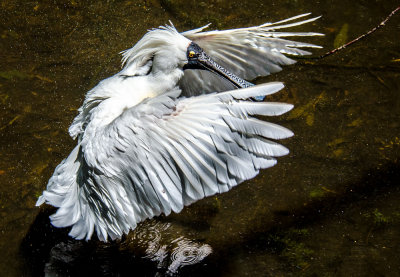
(39, 219), (212, 276)
(122, 221), (212, 276)
(167, 237), (212, 275)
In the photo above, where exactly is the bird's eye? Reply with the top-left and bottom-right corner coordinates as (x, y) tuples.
(188, 51), (195, 58)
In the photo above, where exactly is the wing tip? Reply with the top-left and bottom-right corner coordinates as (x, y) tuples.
(35, 195), (45, 206)
(257, 82), (285, 96)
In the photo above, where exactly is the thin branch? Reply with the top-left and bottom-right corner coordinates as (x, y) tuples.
(316, 6), (400, 59)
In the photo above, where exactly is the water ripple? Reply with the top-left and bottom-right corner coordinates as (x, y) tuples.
(167, 237), (212, 275)
(131, 221), (212, 275)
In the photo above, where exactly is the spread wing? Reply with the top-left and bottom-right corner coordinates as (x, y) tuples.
(49, 83), (293, 241)
(179, 13), (322, 96)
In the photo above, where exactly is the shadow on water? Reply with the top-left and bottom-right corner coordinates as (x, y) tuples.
(208, 162), (400, 276)
(226, 160), (400, 247)
(20, 160), (400, 276)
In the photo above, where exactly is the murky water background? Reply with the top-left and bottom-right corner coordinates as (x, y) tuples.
(1, 0), (399, 276)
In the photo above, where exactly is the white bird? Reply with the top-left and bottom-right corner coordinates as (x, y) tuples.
(36, 13), (322, 241)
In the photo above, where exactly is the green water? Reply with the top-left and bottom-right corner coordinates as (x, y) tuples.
(1, 0), (399, 276)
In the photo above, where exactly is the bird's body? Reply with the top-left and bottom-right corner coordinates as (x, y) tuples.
(37, 14), (322, 241)
(75, 71), (178, 129)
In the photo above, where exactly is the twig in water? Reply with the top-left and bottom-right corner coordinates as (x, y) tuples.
(317, 6), (400, 59)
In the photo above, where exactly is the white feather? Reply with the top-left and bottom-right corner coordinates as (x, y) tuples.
(36, 14), (321, 241)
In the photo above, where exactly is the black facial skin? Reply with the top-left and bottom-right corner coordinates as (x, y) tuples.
(183, 42), (205, 70)
(183, 42), (254, 89)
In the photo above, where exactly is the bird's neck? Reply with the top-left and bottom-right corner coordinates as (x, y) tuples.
(75, 67), (184, 134)
(150, 67), (184, 95)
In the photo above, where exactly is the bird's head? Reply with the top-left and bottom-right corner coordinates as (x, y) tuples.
(182, 41), (253, 88)
(120, 24), (252, 88)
